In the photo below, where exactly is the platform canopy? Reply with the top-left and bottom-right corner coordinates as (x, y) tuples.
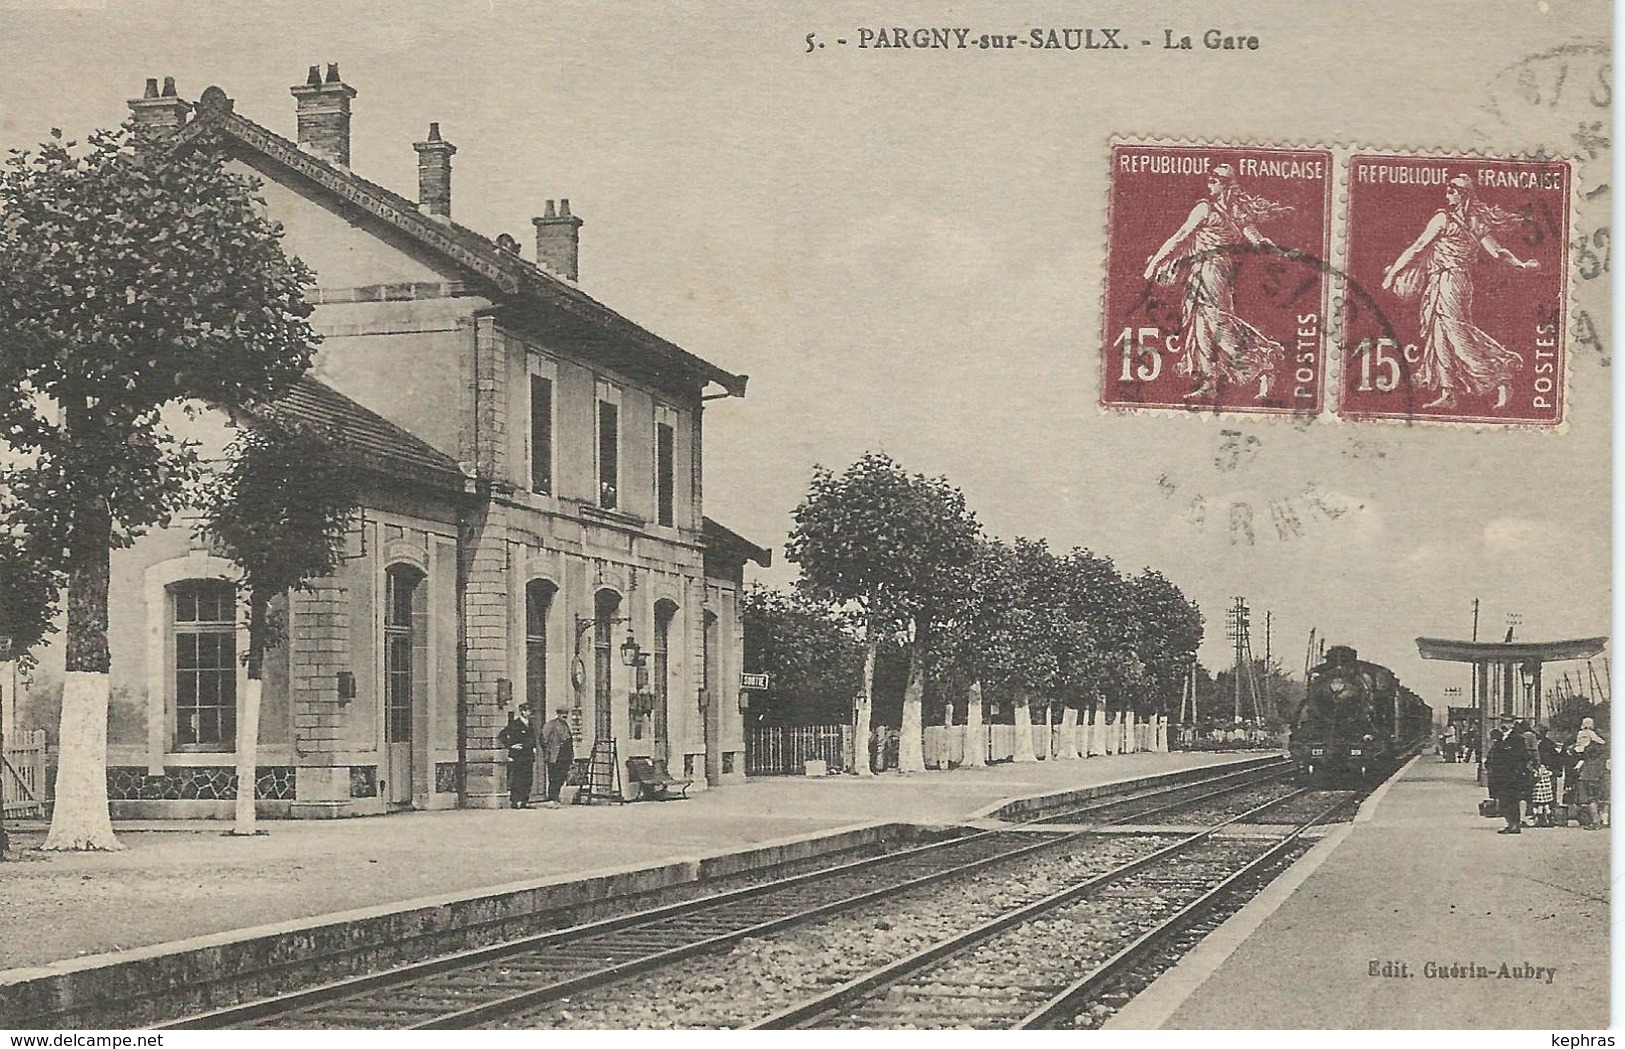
(1415, 637), (1609, 663)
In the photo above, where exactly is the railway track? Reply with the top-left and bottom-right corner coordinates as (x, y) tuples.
(1033, 757), (1293, 825)
(163, 760), (1313, 1031)
(751, 789), (1352, 1030)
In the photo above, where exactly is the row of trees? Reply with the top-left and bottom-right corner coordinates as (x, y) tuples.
(0, 123), (360, 852)
(760, 452), (1204, 775)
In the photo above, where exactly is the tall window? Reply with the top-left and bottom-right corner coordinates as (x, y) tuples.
(597, 380), (620, 510)
(526, 580), (554, 715)
(384, 567), (418, 746)
(653, 602), (675, 754)
(173, 580), (236, 748)
(656, 418), (675, 527)
(530, 373), (553, 495)
(594, 589), (620, 740)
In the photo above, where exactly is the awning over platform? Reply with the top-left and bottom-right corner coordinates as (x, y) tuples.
(1415, 637), (1609, 663)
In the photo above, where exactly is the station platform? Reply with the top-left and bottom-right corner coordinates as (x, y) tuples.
(1110, 754), (1611, 1030)
(0, 749), (1261, 974)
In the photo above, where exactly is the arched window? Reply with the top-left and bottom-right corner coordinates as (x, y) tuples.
(593, 589), (621, 741)
(526, 580), (555, 716)
(172, 579), (237, 748)
(653, 601), (677, 758)
(384, 566), (421, 748)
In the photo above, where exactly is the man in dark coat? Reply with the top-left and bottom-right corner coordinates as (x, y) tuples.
(498, 703), (537, 808)
(540, 706), (577, 807)
(1488, 719), (1530, 833)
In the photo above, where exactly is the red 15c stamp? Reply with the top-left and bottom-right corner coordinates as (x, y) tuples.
(1341, 154), (1571, 425)
(1103, 144), (1333, 416)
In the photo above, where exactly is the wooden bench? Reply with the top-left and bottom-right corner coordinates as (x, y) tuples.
(626, 757), (692, 801)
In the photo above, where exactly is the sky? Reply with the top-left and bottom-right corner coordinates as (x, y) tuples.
(0, 0), (1610, 706)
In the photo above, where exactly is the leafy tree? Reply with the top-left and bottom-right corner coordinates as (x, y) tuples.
(0, 509), (60, 860)
(0, 124), (317, 849)
(0, 483), (62, 670)
(946, 537), (1065, 763)
(1128, 568), (1204, 716)
(742, 584), (865, 726)
(1055, 548), (1132, 736)
(785, 452), (980, 774)
(195, 420), (361, 835)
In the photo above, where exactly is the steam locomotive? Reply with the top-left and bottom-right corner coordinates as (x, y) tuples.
(1290, 645), (1431, 780)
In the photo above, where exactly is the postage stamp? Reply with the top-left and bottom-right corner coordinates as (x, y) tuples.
(1102, 143), (1334, 416)
(1339, 153), (1571, 425)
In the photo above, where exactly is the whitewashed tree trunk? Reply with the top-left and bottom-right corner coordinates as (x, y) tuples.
(898, 644), (926, 773)
(42, 672), (123, 851)
(1156, 714), (1168, 752)
(1011, 693), (1038, 762)
(854, 636), (876, 776)
(233, 678), (263, 834)
(1083, 706), (1096, 756)
(1055, 705), (1078, 760)
(965, 681), (986, 767)
(1126, 710), (1137, 753)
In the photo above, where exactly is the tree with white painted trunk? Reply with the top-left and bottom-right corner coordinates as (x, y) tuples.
(786, 453), (979, 775)
(196, 421), (359, 836)
(952, 538), (1065, 765)
(0, 124), (317, 850)
(1127, 568), (1205, 745)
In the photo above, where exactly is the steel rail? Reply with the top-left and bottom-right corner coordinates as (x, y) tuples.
(1015, 791), (1352, 1028)
(1035, 758), (1291, 824)
(747, 787), (1313, 1030)
(162, 758), (1287, 1031)
(162, 824), (1038, 1029)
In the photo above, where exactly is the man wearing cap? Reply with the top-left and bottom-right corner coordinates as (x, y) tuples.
(498, 703), (538, 808)
(540, 706), (577, 808)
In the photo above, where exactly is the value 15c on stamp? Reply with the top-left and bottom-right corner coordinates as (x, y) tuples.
(1340, 154), (1571, 426)
(1102, 143), (1333, 417)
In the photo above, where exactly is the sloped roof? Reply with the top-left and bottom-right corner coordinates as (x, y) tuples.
(170, 85), (747, 398)
(702, 517), (771, 568)
(245, 375), (470, 494)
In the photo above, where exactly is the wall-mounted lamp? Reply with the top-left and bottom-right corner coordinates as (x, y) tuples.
(620, 631), (646, 668)
(573, 615), (645, 669)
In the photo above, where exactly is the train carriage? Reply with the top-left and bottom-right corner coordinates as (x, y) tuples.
(1290, 645), (1432, 780)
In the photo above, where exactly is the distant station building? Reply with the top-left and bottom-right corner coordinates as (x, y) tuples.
(14, 67), (768, 816)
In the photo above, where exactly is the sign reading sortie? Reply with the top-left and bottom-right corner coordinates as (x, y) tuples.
(740, 673), (771, 691)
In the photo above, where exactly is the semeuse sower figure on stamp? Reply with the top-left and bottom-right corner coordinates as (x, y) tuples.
(1142, 163), (1292, 402)
(1381, 174), (1539, 410)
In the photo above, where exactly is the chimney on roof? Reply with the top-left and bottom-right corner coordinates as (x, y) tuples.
(290, 62), (357, 167)
(127, 75), (190, 145)
(532, 199), (583, 281)
(412, 122), (456, 218)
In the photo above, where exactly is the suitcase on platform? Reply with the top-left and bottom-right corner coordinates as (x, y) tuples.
(1478, 798), (1500, 818)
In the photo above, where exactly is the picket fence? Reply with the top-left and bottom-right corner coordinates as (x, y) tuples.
(3, 728), (47, 817)
(745, 724), (852, 775)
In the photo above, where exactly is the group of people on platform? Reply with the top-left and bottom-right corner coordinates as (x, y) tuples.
(1438, 722), (1480, 765)
(1465, 717), (1609, 834)
(498, 703), (578, 808)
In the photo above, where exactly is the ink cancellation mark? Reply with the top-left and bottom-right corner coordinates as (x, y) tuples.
(1102, 143), (1334, 418)
(1340, 154), (1571, 426)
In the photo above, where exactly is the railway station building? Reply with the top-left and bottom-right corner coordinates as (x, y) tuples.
(11, 67), (768, 817)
